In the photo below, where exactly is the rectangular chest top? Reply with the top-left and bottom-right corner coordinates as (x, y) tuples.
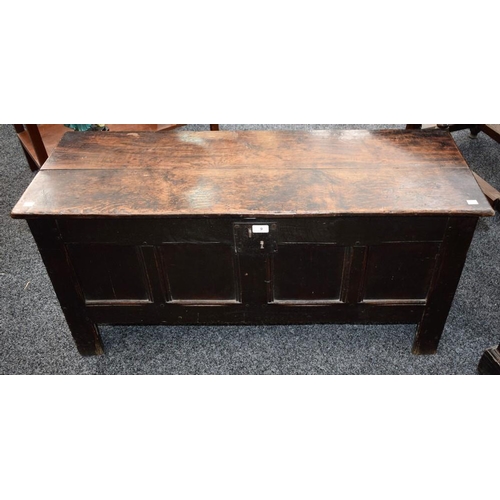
(11, 129), (494, 218)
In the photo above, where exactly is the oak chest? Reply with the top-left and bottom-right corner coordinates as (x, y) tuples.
(11, 129), (494, 355)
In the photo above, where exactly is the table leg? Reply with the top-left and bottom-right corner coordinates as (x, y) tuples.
(27, 219), (104, 356)
(61, 314), (103, 356)
(412, 217), (478, 354)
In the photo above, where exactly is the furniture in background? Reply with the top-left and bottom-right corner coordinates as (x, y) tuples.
(472, 124), (500, 142)
(406, 124), (482, 134)
(460, 125), (500, 209)
(11, 129), (493, 356)
(406, 124), (499, 140)
(478, 343), (500, 374)
(13, 124), (220, 171)
(14, 124), (48, 171)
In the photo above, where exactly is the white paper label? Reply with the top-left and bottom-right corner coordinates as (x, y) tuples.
(467, 200), (479, 205)
(252, 225), (269, 234)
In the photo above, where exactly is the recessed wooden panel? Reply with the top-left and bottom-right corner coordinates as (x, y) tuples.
(363, 243), (440, 300)
(66, 244), (150, 302)
(272, 244), (345, 301)
(160, 244), (238, 302)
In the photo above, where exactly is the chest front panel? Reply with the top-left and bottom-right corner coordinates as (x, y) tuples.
(57, 216), (448, 325)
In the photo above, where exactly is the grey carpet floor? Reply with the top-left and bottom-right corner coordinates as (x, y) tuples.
(1, 124), (499, 374)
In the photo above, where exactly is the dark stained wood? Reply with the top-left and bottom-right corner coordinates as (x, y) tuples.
(27, 219), (104, 355)
(14, 125), (186, 171)
(237, 254), (271, 309)
(57, 217), (235, 244)
(40, 129), (479, 172)
(482, 124), (500, 143)
(87, 302), (425, 326)
(66, 244), (151, 302)
(407, 124), (481, 134)
(11, 130), (494, 218)
(272, 244), (345, 301)
(445, 124), (476, 133)
(25, 124), (49, 165)
(55, 216), (449, 245)
(210, 124), (219, 131)
(17, 125), (67, 168)
(403, 125), (500, 212)
(20, 124), (49, 169)
(140, 246), (168, 306)
(12, 130), (494, 356)
(14, 125), (39, 171)
(112, 124), (184, 132)
(26, 214), (482, 355)
(363, 242), (441, 301)
(159, 243), (238, 302)
(478, 345), (500, 375)
(12, 166), (493, 218)
(412, 217), (478, 354)
(469, 125), (482, 137)
(341, 246), (367, 304)
(276, 216), (448, 244)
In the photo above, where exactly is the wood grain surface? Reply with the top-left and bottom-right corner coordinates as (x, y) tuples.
(12, 129), (494, 218)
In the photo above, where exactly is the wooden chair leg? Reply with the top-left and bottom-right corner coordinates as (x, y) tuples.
(481, 125), (500, 143)
(22, 149), (40, 172)
(469, 125), (482, 137)
(478, 345), (500, 374)
(25, 124), (48, 166)
(210, 124), (219, 131)
(13, 125), (42, 171)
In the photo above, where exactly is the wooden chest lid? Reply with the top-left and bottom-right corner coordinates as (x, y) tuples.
(11, 129), (494, 218)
